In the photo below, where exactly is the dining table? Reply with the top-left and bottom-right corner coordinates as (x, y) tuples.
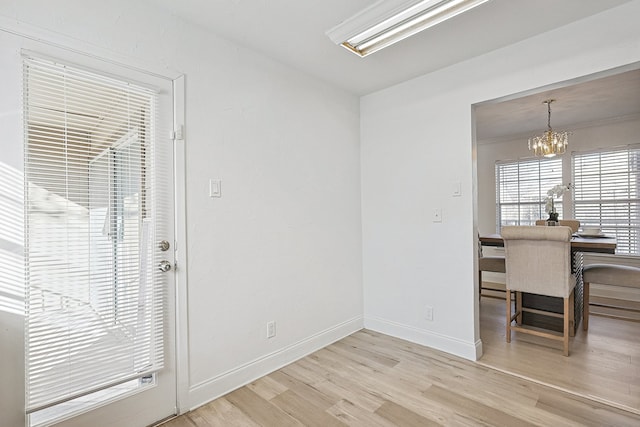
(479, 232), (617, 333)
(479, 233), (617, 254)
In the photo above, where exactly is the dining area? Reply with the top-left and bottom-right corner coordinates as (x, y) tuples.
(472, 63), (640, 418)
(487, 210), (640, 350)
(476, 221), (640, 413)
(479, 223), (617, 349)
(476, 139), (640, 349)
(476, 176), (640, 426)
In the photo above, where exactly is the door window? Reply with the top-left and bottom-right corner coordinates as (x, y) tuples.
(23, 55), (167, 425)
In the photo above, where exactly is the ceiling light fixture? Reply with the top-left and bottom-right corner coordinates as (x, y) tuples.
(326, 0), (490, 57)
(528, 99), (569, 158)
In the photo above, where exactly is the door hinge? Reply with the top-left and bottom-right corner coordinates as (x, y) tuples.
(171, 124), (185, 141)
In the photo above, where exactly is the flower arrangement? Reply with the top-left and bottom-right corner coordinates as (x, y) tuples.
(545, 183), (572, 218)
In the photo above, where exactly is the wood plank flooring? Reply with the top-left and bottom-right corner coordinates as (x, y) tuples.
(161, 327), (640, 426)
(478, 294), (640, 415)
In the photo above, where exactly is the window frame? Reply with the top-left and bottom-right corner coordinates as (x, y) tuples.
(495, 157), (564, 231)
(572, 144), (640, 255)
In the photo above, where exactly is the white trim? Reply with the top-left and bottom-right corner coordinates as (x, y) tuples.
(186, 316), (364, 411)
(364, 315), (480, 360)
(172, 75), (190, 414)
(474, 339), (483, 360)
(0, 14), (182, 81)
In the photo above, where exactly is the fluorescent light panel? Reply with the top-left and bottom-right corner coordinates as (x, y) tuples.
(327, 0), (490, 57)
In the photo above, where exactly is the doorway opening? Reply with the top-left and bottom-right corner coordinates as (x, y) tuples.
(473, 63), (640, 415)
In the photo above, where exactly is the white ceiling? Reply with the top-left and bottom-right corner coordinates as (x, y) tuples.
(149, 0), (640, 140)
(475, 67), (640, 141)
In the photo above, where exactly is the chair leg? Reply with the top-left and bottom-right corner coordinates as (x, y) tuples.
(569, 290), (575, 338)
(515, 291), (522, 325)
(563, 296), (570, 356)
(583, 281), (590, 331)
(479, 270), (482, 301)
(506, 288), (511, 343)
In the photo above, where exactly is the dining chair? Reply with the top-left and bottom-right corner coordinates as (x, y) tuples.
(535, 219), (580, 233)
(478, 235), (505, 300)
(582, 263), (640, 331)
(502, 225), (575, 356)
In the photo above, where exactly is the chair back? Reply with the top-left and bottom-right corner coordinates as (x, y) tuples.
(502, 226), (574, 298)
(535, 219), (580, 233)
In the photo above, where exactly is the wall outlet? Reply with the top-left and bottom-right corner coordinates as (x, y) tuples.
(432, 208), (442, 222)
(425, 306), (434, 321)
(267, 321), (276, 338)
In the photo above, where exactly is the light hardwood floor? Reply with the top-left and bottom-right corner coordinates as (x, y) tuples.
(478, 293), (640, 415)
(161, 327), (640, 426)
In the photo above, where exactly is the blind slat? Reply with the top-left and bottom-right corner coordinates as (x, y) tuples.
(496, 157), (563, 228)
(572, 146), (640, 255)
(24, 56), (164, 413)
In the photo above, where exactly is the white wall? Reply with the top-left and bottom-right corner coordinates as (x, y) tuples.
(3, 0), (640, 425)
(361, 1), (640, 360)
(0, 0), (363, 424)
(0, 27), (26, 427)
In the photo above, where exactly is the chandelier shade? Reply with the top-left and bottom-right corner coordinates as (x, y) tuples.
(528, 99), (569, 157)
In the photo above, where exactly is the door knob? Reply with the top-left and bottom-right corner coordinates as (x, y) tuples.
(159, 260), (172, 272)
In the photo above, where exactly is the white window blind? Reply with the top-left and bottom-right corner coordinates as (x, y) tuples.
(496, 157), (563, 229)
(23, 56), (164, 413)
(573, 146), (640, 255)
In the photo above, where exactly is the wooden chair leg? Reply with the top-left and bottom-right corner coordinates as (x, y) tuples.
(563, 297), (570, 356)
(515, 291), (522, 325)
(569, 290), (575, 338)
(583, 281), (590, 331)
(506, 288), (511, 343)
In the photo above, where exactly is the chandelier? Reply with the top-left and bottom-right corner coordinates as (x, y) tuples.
(528, 99), (569, 157)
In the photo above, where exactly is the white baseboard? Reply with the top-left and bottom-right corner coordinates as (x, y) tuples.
(364, 315), (481, 360)
(186, 316), (364, 411)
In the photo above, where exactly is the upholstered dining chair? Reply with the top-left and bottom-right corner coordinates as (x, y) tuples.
(478, 235), (505, 300)
(502, 226), (575, 356)
(582, 263), (640, 331)
(535, 219), (580, 233)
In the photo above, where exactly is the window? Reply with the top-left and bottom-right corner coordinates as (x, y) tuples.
(496, 157), (563, 229)
(573, 146), (640, 255)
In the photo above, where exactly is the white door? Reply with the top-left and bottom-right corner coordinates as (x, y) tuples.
(10, 35), (178, 427)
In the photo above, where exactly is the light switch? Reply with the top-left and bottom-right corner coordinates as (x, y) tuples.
(209, 179), (221, 198)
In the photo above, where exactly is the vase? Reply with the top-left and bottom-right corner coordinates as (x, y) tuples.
(547, 211), (559, 225)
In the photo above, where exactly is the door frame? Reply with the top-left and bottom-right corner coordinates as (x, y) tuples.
(172, 75), (189, 415)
